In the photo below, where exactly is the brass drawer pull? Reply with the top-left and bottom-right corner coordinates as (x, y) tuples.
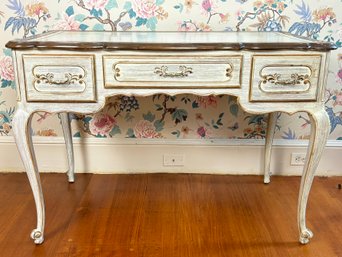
(261, 73), (310, 86)
(154, 65), (193, 78)
(34, 73), (85, 85)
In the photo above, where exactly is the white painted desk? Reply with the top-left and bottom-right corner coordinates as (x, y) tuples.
(6, 31), (335, 245)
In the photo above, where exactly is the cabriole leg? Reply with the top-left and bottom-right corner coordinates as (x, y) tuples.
(264, 112), (278, 184)
(298, 109), (330, 244)
(12, 106), (45, 244)
(60, 112), (75, 183)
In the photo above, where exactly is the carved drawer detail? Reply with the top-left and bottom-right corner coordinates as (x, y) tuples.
(23, 55), (96, 102)
(250, 55), (322, 102)
(103, 54), (242, 88)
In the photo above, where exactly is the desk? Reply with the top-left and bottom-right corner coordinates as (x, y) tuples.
(6, 31), (335, 245)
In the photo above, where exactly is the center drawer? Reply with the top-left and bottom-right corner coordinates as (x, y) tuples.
(103, 54), (242, 88)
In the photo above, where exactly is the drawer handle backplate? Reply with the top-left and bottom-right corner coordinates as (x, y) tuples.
(261, 73), (310, 86)
(154, 65), (193, 78)
(34, 73), (85, 85)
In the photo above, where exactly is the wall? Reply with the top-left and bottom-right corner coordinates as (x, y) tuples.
(0, 0), (341, 170)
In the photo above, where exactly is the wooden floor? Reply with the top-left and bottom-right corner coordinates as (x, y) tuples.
(0, 173), (341, 257)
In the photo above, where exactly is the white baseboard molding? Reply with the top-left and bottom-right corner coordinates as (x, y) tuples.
(0, 137), (341, 176)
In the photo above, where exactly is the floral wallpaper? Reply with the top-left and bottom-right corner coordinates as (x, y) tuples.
(0, 0), (341, 140)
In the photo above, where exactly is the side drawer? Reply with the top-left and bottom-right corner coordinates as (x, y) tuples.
(103, 54), (242, 88)
(249, 55), (322, 102)
(23, 54), (96, 102)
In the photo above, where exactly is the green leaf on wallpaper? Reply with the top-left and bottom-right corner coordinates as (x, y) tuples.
(128, 9), (136, 18)
(156, 0), (165, 5)
(171, 130), (181, 138)
(93, 23), (104, 31)
(83, 116), (92, 124)
(230, 103), (239, 117)
(124, 1), (132, 11)
(155, 104), (163, 111)
(154, 120), (164, 132)
(143, 111), (155, 122)
(126, 128), (136, 138)
(105, 0), (118, 10)
(110, 125), (121, 136)
(66, 6), (74, 16)
(3, 48), (12, 56)
(1, 80), (14, 89)
(79, 24), (89, 31)
(74, 14), (86, 22)
(73, 132), (81, 138)
(146, 17), (157, 31)
(172, 109), (188, 124)
(136, 17), (147, 27)
(174, 4), (184, 13)
(192, 101), (199, 108)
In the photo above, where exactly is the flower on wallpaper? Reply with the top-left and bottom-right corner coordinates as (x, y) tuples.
(36, 129), (57, 137)
(313, 7), (336, 23)
(54, 13), (81, 30)
(197, 126), (207, 138)
(0, 56), (14, 82)
(332, 90), (342, 107)
(201, 0), (214, 13)
(0, 108), (15, 136)
(133, 120), (160, 138)
(289, 1), (336, 39)
(132, 0), (158, 19)
(126, 0), (168, 30)
(185, 0), (195, 12)
(5, 0), (50, 37)
(89, 113), (117, 137)
(196, 125), (213, 138)
(338, 68), (342, 82)
(196, 96), (218, 108)
(83, 0), (109, 11)
(25, 2), (48, 17)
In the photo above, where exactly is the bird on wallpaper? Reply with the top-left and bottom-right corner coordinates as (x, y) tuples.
(326, 107), (342, 133)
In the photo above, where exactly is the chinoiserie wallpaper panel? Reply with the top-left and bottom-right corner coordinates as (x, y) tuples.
(0, 0), (341, 140)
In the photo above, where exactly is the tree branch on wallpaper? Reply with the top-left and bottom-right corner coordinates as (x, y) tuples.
(75, 0), (127, 31)
(59, 0), (169, 31)
(236, 0), (290, 31)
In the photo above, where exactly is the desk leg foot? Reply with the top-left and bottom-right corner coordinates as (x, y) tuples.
(31, 229), (44, 244)
(299, 228), (313, 244)
(298, 109), (330, 244)
(12, 106), (45, 245)
(264, 112), (278, 184)
(60, 112), (75, 183)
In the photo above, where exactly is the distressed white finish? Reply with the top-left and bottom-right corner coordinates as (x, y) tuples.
(250, 55), (322, 101)
(103, 54), (242, 88)
(12, 103), (45, 244)
(60, 112), (75, 183)
(22, 54), (96, 102)
(264, 112), (278, 184)
(7, 31), (333, 245)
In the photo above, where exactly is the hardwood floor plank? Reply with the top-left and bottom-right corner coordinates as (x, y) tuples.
(0, 173), (341, 257)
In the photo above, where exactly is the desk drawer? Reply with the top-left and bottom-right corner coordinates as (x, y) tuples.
(23, 55), (96, 102)
(250, 55), (322, 102)
(103, 54), (242, 88)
